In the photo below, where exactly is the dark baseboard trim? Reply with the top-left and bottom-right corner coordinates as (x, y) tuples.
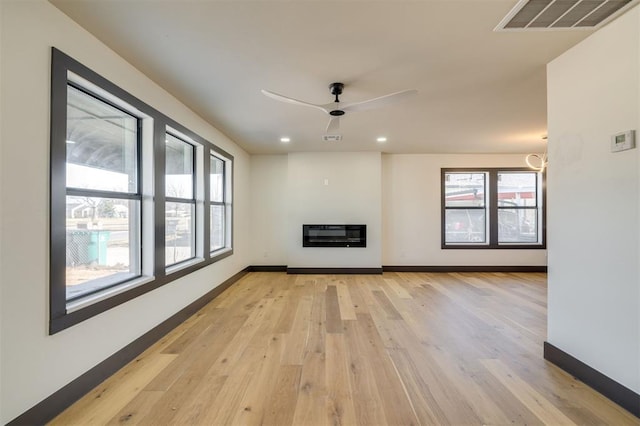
(7, 269), (248, 426)
(287, 267), (383, 275)
(544, 341), (640, 418)
(382, 265), (547, 273)
(247, 265), (288, 272)
(248, 265), (547, 274)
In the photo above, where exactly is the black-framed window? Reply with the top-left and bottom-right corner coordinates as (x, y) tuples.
(443, 172), (487, 244)
(165, 133), (196, 267)
(50, 48), (234, 334)
(64, 83), (144, 303)
(497, 171), (540, 244)
(442, 168), (545, 249)
(209, 152), (231, 253)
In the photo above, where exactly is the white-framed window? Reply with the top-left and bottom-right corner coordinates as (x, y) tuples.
(442, 168), (545, 249)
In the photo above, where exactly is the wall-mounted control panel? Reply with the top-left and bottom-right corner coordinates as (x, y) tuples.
(611, 130), (635, 153)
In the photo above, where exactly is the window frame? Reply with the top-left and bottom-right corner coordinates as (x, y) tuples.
(442, 172), (489, 245)
(50, 48), (234, 334)
(496, 170), (540, 245)
(441, 168), (546, 249)
(164, 131), (198, 269)
(209, 150), (232, 256)
(63, 83), (145, 303)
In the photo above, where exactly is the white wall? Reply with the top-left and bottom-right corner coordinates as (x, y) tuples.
(547, 6), (640, 394)
(287, 152), (382, 268)
(383, 154), (547, 266)
(251, 155), (288, 265)
(0, 1), (250, 422)
(0, 0), (4, 418)
(250, 153), (546, 267)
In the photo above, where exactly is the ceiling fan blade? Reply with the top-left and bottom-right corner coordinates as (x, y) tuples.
(341, 89), (418, 113)
(326, 117), (340, 133)
(261, 89), (329, 113)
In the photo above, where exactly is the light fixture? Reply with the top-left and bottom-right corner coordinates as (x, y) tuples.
(66, 139), (76, 144)
(526, 136), (548, 172)
(376, 136), (387, 143)
(280, 137), (290, 143)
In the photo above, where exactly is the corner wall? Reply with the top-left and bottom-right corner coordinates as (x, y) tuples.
(250, 155), (288, 265)
(0, 1), (250, 422)
(250, 153), (547, 268)
(382, 154), (547, 266)
(547, 5), (640, 394)
(0, 0), (4, 417)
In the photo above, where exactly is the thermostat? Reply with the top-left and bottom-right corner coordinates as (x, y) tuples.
(611, 130), (635, 152)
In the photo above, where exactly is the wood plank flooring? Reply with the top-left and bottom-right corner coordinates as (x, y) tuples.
(50, 272), (639, 425)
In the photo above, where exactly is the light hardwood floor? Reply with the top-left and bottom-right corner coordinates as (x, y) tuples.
(50, 272), (639, 425)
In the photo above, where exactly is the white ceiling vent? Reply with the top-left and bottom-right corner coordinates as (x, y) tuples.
(496, 0), (637, 31)
(322, 135), (342, 142)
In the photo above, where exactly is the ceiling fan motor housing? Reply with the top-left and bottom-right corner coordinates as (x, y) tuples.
(329, 82), (344, 96)
(329, 82), (345, 114)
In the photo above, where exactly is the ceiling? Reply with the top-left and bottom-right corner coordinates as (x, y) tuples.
(49, 0), (595, 155)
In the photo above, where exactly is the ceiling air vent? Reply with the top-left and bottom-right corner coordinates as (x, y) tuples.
(496, 0), (637, 31)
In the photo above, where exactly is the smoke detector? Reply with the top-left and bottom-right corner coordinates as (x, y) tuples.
(322, 135), (343, 142)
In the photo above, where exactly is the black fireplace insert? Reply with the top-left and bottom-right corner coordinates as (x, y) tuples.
(303, 224), (366, 247)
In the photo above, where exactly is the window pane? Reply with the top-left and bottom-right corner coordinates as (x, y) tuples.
(210, 205), (225, 252)
(498, 208), (538, 243)
(166, 201), (195, 266)
(165, 134), (194, 199)
(445, 173), (485, 207)
(210, 155), (224, 202)
(66, 85), (138, 193)
(498, 172), (537, 207)
(445, 209), (486, 243)
(66, 196), (140, 301)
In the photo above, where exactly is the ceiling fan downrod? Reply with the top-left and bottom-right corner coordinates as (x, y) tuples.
(328, 82), (345, 116)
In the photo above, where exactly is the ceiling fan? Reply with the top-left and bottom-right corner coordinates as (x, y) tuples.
(261, 82), (417, 134)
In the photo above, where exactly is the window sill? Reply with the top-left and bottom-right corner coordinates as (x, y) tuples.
(211, 246), (232, 257)
(443, 244), (546, 250)
(66, 275), (155, 313)
(166, 257), (205, 276)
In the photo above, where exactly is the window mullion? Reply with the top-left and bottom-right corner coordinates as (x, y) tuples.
(203, 151), (211, 258)
(152, 121), (166, 279)
(488, 170), (499, 247)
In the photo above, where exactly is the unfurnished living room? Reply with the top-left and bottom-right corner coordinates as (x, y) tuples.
(1, 0), (639, 425)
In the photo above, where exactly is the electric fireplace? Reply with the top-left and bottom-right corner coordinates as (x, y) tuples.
(302, 224), (366, 248)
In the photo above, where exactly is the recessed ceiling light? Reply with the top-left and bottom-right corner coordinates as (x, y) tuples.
(280, 137), (290, 143)
(376, 137), (387, 143)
